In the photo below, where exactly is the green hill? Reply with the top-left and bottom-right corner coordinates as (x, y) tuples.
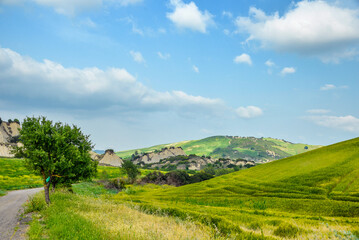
(116, 136), (321, 162)
(115, 137), (359, 239)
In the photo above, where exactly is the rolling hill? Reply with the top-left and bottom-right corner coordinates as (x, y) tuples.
(116, 136), (321, 163)
(115, 137), (359, 239)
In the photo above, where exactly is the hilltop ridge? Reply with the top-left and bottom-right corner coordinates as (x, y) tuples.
(116, 135), (321, 163)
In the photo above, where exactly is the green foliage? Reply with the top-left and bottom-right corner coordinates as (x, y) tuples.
(121, 160), (140, 183)
(141, 170), (214, 186)
(24, 194), (47, 213)
(13, 118), (20, 124)
(13, 116), (96, 204)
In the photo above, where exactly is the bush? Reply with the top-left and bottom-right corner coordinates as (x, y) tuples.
(190, 172), (214, 183)
(166, 170), (191, 186)
(121, 160), (140, 183)
(25, 194), (46, 213)
(273, 223), (299, 238)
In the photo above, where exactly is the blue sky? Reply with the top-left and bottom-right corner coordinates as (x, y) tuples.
(0, 0), (358, 150)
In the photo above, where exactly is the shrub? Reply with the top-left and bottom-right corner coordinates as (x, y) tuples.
(166, 170), (191, 186)
(121, 160), (140, 183)
(24, 194), (46, 213)
(273, 223), (299, 238)
(190, 172), (214, 183)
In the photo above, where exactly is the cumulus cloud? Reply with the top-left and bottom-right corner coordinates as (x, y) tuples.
(281, 67), (295, 75)
(0, 47), (228, 116)
(307, 109), (331, 114)
(235, 1), (359, 62)
(157, 52), (170, 60)
(236, 106), (263, 118)
(130, 50), (145, 63)
(192, 65), (199, 73)
(307, 115), (359, 133)
(234, 53), (252, 65)
(167, 0), (214, 33)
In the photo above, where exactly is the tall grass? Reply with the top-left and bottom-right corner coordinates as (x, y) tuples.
(26, 187), (228, 240)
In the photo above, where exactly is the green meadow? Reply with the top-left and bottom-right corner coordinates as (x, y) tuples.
(10, 137), (359, 239)
(114, 137), (359, 239)
(0, 157), (43, 195)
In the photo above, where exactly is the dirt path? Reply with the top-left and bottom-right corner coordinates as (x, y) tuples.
(0, 188), (42, 240)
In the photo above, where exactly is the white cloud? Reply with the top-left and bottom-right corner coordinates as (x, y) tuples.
(308, 115), (359, 133)
(320, 84), (349, 91)
(0, 47), (228, 115)
(192, 65), (199, 73)
(167, 0), (214, 33)
(265, 59), (275, 67)
(235, 1), (359, 62)
(281, 67), (295, 75)
(157, 52), (170, 60)
(130, 50), (145, 63)
(222, 10), (233, 18)
(320, 84), (336, 91)
(223, 29), (230, 35)
(307, 109), (331, 114)
(236, 106), (263, 119)
(234, 53), (252, 65)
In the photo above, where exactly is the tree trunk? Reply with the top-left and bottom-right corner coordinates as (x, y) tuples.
(44, 183), (51, 204)
(51, 182), (56, 192)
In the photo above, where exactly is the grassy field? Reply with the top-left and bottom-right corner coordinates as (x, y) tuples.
(113, 137), (359, 239)
(26, 183), (229, 240)
(116, 136), (321, 162)
(0, 158), (163, 196)
(0, 157), (42, 195)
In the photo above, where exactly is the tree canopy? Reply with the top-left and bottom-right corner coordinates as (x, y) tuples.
(14, 116), (97, 204)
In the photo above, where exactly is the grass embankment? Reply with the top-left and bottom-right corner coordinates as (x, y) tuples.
(114, 137), (359, 239)
(27, 183), (228, 240)
(0, 157), (42, 195)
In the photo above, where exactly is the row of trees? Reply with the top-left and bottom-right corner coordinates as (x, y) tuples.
(0, 117), (20, 124)
(14, 116), (97, 204)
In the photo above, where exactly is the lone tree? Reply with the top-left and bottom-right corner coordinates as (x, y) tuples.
(121, 160), (140, 183)
(13, 116), (97, 204)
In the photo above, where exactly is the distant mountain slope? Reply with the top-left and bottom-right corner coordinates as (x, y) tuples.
(116, 136), (321, 162)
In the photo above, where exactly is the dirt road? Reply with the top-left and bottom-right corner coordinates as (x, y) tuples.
(0, 188), (42, 240)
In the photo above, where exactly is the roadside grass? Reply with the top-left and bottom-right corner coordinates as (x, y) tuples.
(0, 158), (42, 192)
(26, 184), (229, 240)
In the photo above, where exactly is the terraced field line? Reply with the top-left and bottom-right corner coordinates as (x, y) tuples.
(0, 188), (42, 240)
